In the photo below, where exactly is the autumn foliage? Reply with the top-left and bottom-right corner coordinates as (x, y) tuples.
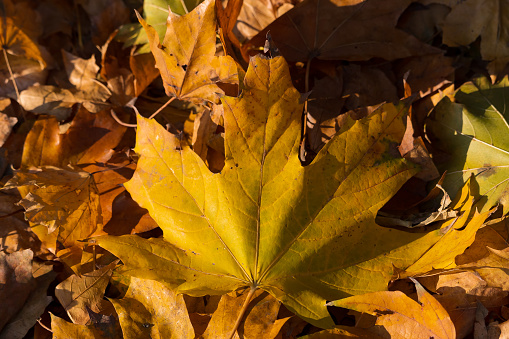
(1, 0), (509, 338)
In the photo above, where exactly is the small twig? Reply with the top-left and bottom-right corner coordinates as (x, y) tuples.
(89, 161), (133, 175)
(228, 286), (257, 339)
(3, 49), (20, 102)
(92, 244), (96, 271)
(111, 97), (177, 128)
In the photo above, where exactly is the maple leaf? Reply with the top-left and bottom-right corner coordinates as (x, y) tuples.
(19, 52), (111, 118)
(0, 0), (45, 67)
(137, 0), (239, 103)
(117, 0), (200, 54)
(427, 76), (509, 215)
(4, 166), (102, 248)
(328, 279), (456, 339)
(244, 0), (440, 62)
(95, 54), (455, 328)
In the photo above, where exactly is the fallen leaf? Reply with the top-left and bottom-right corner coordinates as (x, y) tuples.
(202, 290), (282, 339)
(0, 249), (36, 331)
(21, 107), (127, 167)
(302, 326), (386, 338)
(459, 246), (509, 292)
(50, 313), (103, 339)
(431, 271), (509, 339)
(397, 2), (450, 44)
(138, 0), (239, 103)
(55, 262), (116, 325)
(76, 0), (129, 46)
(427, 76), (509, 215)
(96, 55), (451, 328)
(233, 0), (281, 43)
(192, 107), (218, 162)
(0, 112), (17, 148)
(117, 0), (201, 54)
(0, 191), (43, 255)
(0, 55), (48, 98)
(0, 0), (45, 67)
(129, 52), (159, 97)
(109, 276), (195, 339)
(402, 178), (493, 276)
(456, 217), (509, 265)
(86, 307), (122, 339)
(329, 279), (456, 339)
(393, 54), (455, 99)
(244, 0), (440, 62)
(19, 85), (78, 121)
(0, 262), (55, 339)
(62, 51), (101, 91)
(425, 0), (509, 61)
(215, 0), (243, 62)
(5, 166), (102, 248)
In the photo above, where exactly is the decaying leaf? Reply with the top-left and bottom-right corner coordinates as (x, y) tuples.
(138, 0), (239, 103)
(429, 271), (509, 339)
(0, 0), (45, 66)
(328, 279), (456, 339)
(95, 54), (458, 328)
(109, 276), (194, 339)
(422, 0), (509, 61)
(0, 112), (17, 148)
(427, 76), (509, 215)
(19, 52), (111, 117)
(0, 262), (55, 339)
(0, 249), (36, 331)
(55, 261), (116, 325)
(4, 166), (102, 248)
(21, 107), (127, 168)
(244, 0), (440, 62)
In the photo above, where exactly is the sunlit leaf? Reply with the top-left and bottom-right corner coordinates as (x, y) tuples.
(109, 277), (194, 339)
(427, 76), (509, 215)
(96, 55), (453, 327)
(137, 0), (238, 103)
(329, 279), (456, 339)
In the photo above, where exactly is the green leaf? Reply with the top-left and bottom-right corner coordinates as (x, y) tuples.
(96, 55), (446, 328)
(427, 76), (509, 215)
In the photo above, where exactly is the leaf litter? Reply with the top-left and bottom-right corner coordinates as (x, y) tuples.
(0, 0), (509, 338)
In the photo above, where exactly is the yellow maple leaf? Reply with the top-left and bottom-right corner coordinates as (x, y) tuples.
(138, 0), (239, 104)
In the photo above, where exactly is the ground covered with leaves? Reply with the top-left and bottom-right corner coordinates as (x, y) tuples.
(1, 0), (509, 338)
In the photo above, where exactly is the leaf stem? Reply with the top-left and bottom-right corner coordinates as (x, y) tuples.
(3, 49), (20, 102)
(148, 96), (176, 119)
(179, 0), (189, 14)
(228, 286), (257, 339)
(110, 96), (176, 127)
